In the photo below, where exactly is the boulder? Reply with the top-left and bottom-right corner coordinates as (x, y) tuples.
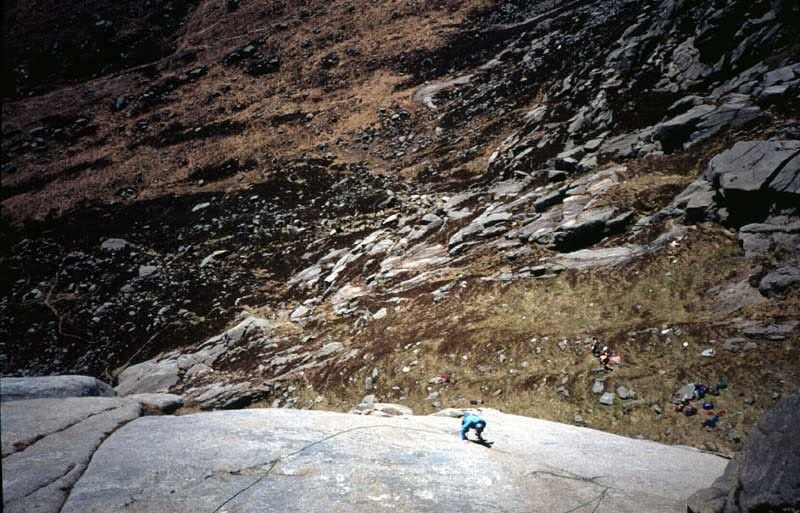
(115, 360), (179, 396)
(100, 238), (129, 251)
(654, 104), (716, 151)
(551, 207), (633, 252)
(671, 179), (717, 222)
(758, 266), (800, 297)
(654, 104), (766, 153)
(0, 375), (116, 402)
(616, 385), (636, 400)
(705, 141), (800, 197)
(126, 393), (184, 414)
(688, 390), (800, 513)
(351, 402), (414, 416)
(729, 390), (800, 512)
(738, 218), (800, 259)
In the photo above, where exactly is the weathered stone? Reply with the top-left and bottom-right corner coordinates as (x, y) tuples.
(100, 238), (129, 251)
(758, 266), (800, 296)
(688, 390), (800, 513)
(599, 392), (614, 405)
(671, 179), (717, 222)
(705, 140), (800, 197)
(290, 305), (310, 320)
(654, 104), (716, 150)
(138, 265), (159, 278)
(0, 375), (115, 403)
(59, 408), (725, 513)
(116, 360), (179, 396)
(687, 486), (727, 513)
(183, 382), (269, 410)
(351, 402), (414, 416)
(2, 397), (141, 513)
(126, 393), (184, 414)
(550, 226), (687, 270)
(738, 219), (800, 259)
(616, 385), (635, 400)
(316, 342), (344, 358)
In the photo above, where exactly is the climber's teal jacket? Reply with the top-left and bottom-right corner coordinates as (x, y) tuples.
(460, 414), (486, 440)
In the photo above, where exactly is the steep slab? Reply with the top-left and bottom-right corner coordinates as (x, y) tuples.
(1, 397), (141, 513)
(61, 408), (725, 513)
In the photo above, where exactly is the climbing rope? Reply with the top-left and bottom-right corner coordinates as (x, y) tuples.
(561, 487), (609, 513)
(210, 424), (449, 513)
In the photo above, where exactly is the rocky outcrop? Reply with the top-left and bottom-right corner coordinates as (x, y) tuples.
(704, 141), (799, 201)
(687, 389), (800, 513)
(0, 375), (116, 402)
(59, 408), (725, 513)
(654, 100), (766, 153)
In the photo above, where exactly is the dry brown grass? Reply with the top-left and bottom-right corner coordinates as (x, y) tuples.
(2, 0), (492, 221)
(287, 226), (799, 453)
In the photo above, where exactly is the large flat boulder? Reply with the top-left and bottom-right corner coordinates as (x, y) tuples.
(0, 375), (116, 402)
(1, 397), (141, 513)
(61, 408), (725, 513)
(704, 140), (800, 197)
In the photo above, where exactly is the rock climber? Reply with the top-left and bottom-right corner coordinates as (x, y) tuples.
(460, 412), (487, 442)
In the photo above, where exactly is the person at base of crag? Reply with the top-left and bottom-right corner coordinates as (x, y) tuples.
(599, 347), (614, 371)
(590, 338), (603, 357)
(460, 413), (487, 442)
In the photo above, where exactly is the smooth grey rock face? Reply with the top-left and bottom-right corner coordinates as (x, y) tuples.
(183, 382), (269, 410)
(1, 397), (141, 513)
(688, 390), (800, 513)
(115, 360), (179, 396)
(732, 390), (800, 513)
(60, 408), (725, 513)
(0, 375), (116, 402)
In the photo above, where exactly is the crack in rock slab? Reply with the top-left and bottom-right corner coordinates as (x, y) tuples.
(2, 399), (120, 458)
(1, 398), (141, 513)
